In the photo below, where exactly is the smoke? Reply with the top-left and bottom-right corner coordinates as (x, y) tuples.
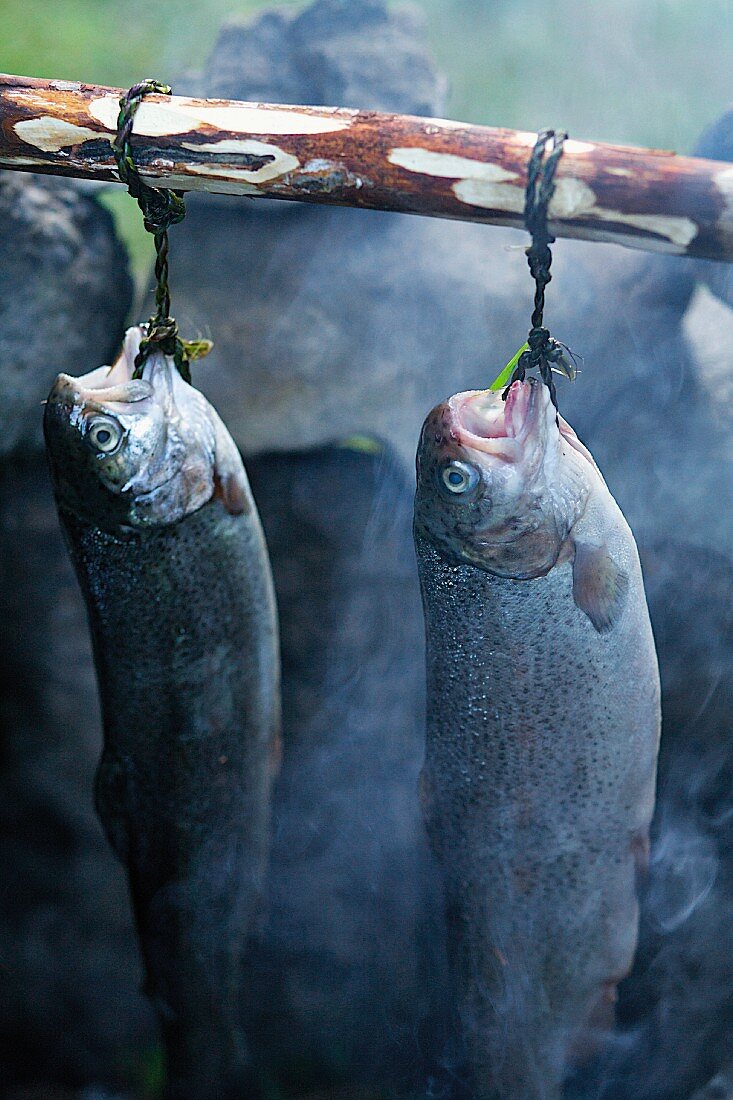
(243, 443), (451, 1095)
(646, 823), (718, 935)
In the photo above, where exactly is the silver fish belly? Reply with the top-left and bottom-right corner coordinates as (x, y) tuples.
(43, 329), (280, 1099)
(414, 381), (660, 1099)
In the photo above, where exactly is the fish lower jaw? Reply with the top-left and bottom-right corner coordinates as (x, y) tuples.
(462, 437), (522, 463)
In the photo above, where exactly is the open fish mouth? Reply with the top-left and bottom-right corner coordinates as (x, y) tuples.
(450, 380), (543, 462)
(49, 371), (153, 413)
(50, 327), (153, 408)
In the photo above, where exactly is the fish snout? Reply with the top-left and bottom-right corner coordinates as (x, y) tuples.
(47, 373), (83, 409)
(421, 401), (459, 454)
(43, 375), (90, 466)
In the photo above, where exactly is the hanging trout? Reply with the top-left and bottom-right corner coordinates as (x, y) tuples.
(43, 327), (280, 1100)
(414, 379), (660, 1100)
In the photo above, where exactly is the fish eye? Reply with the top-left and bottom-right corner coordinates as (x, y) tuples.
(86, 415), (123, 455)
(440, 460), (480, 496)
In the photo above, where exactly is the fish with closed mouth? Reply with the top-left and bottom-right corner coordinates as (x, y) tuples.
(43, 326), (280, 1100)
(414, 379), (661, 1099)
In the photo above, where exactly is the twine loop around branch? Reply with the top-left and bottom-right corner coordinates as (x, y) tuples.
(505, 128), (578, 411)
(112, 79), (210, 382)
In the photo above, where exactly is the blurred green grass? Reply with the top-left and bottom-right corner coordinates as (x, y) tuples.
(0, 0), (299, 89)
(1, 0), (731, 148)
(2, 0), (731, 281)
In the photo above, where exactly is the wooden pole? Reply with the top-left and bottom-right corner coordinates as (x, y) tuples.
(1, 72), (732, 261)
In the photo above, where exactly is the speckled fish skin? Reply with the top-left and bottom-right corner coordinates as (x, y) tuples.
(43, 327), (280, 1100)
(414, 380), (660, 1100)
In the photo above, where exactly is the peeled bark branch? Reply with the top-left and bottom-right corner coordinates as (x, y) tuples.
(1, 72), (732, 260)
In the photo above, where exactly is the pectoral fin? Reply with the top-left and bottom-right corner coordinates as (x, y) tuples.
(572, 541), (629, 633)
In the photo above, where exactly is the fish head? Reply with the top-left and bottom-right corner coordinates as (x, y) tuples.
(44, 326), (218, 531)
(415, 380), (593, 579)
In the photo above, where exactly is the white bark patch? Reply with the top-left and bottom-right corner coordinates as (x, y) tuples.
(89, 95), (352, 136)
(452, 179), (525, 212)
(14, 116), (101, 152)
(586, 208), (697, 248)
(559, 223), (693, 254)
(388, 147), (518, 182)
(181, 139), (299, 184)
(453, 170), (696, 248)
(548, 178), (597, 217)
(549, 180), (696, 247)
(558, 138), (596, 156)
(138, 172), (263, 196)
(453, 175), (593, 218)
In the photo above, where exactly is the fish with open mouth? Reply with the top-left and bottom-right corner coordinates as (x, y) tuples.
(43, 326), (280, 1100)
(414, 379), (661, 1099)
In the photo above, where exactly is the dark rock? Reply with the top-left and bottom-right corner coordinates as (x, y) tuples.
(0, 174), (132, 456)
(183, 0), (447, 115)
(0, 172), (139, 1091)
(0, 453), (156, 1093)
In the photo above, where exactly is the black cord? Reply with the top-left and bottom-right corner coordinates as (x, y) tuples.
(112, 80), (209, 382)
(505, 128), (576, 411)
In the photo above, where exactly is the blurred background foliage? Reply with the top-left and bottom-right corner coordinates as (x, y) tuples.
(2, 0), (732, 147)
(1, 0), (731, 276)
